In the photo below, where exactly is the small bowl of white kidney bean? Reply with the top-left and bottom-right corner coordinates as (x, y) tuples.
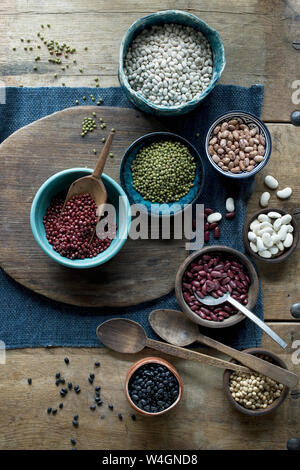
(243, 208), (299, 263)
(205, 111), (272, 178)
(223, 348), (289, 416)
(175, 246), (259, 329)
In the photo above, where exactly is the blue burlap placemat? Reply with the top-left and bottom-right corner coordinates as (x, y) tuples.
(0, 84), (264, 350)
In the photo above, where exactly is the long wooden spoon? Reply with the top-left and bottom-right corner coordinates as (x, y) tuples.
(61, 132), (114, 220)
(149, 309), (298, 388)
(96, 319), (251, 373)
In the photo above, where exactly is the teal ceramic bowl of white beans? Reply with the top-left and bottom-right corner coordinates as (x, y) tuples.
(118, 10), (225, 116)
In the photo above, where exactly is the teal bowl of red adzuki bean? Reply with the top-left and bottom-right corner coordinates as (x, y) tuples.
(175, 246), (259, 328)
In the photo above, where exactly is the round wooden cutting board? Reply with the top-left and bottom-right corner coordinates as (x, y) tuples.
(0, 106), (188, 308)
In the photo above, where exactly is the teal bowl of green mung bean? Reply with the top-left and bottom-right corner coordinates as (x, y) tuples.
(119, 132), (205, 216)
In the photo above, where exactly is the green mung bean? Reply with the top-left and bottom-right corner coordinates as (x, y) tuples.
(131, 140), (196, 203)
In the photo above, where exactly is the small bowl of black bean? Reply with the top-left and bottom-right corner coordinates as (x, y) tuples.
(125, 357), (183, 416)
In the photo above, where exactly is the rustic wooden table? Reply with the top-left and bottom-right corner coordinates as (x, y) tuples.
(0, 0), (299, 450)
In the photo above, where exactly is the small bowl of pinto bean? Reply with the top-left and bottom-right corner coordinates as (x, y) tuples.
(205, 111), (272, 179)
(175, 246), (259, 328)
(223, 348), (289, 416)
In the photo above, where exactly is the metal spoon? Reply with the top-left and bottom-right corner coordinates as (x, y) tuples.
(194, 291), (287, 349)
(149, 309), (298, 388)
(96, 319), (251, 373)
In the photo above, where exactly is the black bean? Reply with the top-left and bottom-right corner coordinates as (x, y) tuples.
(95, 386), (101, 392)
(131, 414), (136, 421)
(56, 372), (60, 379)
(97, 400), (103, 407)
(47, 407), (52, 414)
(89, 373), (95, 379)
(52, 409), (57, 415)
(75, 388), (81, 394)
(71, 438), (76, 446)
(118, 413), (123, 420)
(108, 404), (113, 410)
(73, 414), (78, 420)
(74, 385), (79, 391)
(90, 404), (96, 411)
(88, 377), (94, 384)
(68, 382), (73, 390)
(72, 420), (78, 428)
(27, 378), (32, 385)
(94, 362), (100, 367)
(59, 403), (63, 409)
(64, 357), (69, 364)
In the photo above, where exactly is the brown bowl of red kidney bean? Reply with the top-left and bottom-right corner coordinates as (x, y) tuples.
(175, 246), (259, 328)
(205, 111), (272, 179)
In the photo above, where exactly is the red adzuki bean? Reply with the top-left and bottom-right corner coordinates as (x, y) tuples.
(225, 211), (236, 219)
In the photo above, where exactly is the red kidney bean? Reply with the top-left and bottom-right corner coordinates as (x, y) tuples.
(182, 252), (251, 322)
(204, 208), (214, 216)
(211, 270), (223, 278)
(214, 226), (220, 239)
(209, 222), (218, 231)
(204, 231), (210, 243)
(225, 211), (236, 219)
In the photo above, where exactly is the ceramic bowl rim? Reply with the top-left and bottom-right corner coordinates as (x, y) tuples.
(30, 168), (131, 269)
(204, 110), (272, 179)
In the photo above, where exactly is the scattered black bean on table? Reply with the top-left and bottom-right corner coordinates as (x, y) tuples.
(128, 363), (179, 413)
(27, 378), (32, 385)
(64, 357), (70, 365)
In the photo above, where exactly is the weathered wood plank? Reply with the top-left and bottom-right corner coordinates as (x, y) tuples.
(0, 323), (299, 450)
(248, 124), (300, 321)
(0, 1), (299, 121)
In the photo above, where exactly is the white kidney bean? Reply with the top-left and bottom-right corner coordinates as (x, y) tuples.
(267, 211), (281, 219)
(250, 241), (258, 252)
(264, 175), (279, 189)
(248, 211), (294, 258)
(273, 218), (282, 232)
(276, 241), (284, 251)
(248, 231), (257, 242)
(280, 214), (292, 225)
(226, 197), (235, 212)
(262, 232), (273, 247)
(258, 250), (272, 258)
(207, 212), (222, 223)
(277, 187), (292, 199)
(278, 225), (288, 241)
(283, 233), (293, 248)
(260, 192), (270, 207)
(269, 246), (279, 255)
(258, 213), (271, 223)
(256, 237), (265, 252)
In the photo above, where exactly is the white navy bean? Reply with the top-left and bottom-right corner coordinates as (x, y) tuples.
(277, 187), (292, 199)
(226, 197), (235, 212)
(260, 192), (270, 207)
(283, 233), (293, 248)
(207, 212), (222, 223)
(264, 175), (278, 189)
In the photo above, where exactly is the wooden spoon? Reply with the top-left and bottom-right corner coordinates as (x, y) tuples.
(61, 132), (114, 219)
(149, 309), (298, 389)
(96, 319), (251, 373)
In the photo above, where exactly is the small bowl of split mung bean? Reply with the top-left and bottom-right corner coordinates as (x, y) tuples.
(223, 348), (289, 416)
(205, 111), (272, 179)
(119, 131), (205, 216)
